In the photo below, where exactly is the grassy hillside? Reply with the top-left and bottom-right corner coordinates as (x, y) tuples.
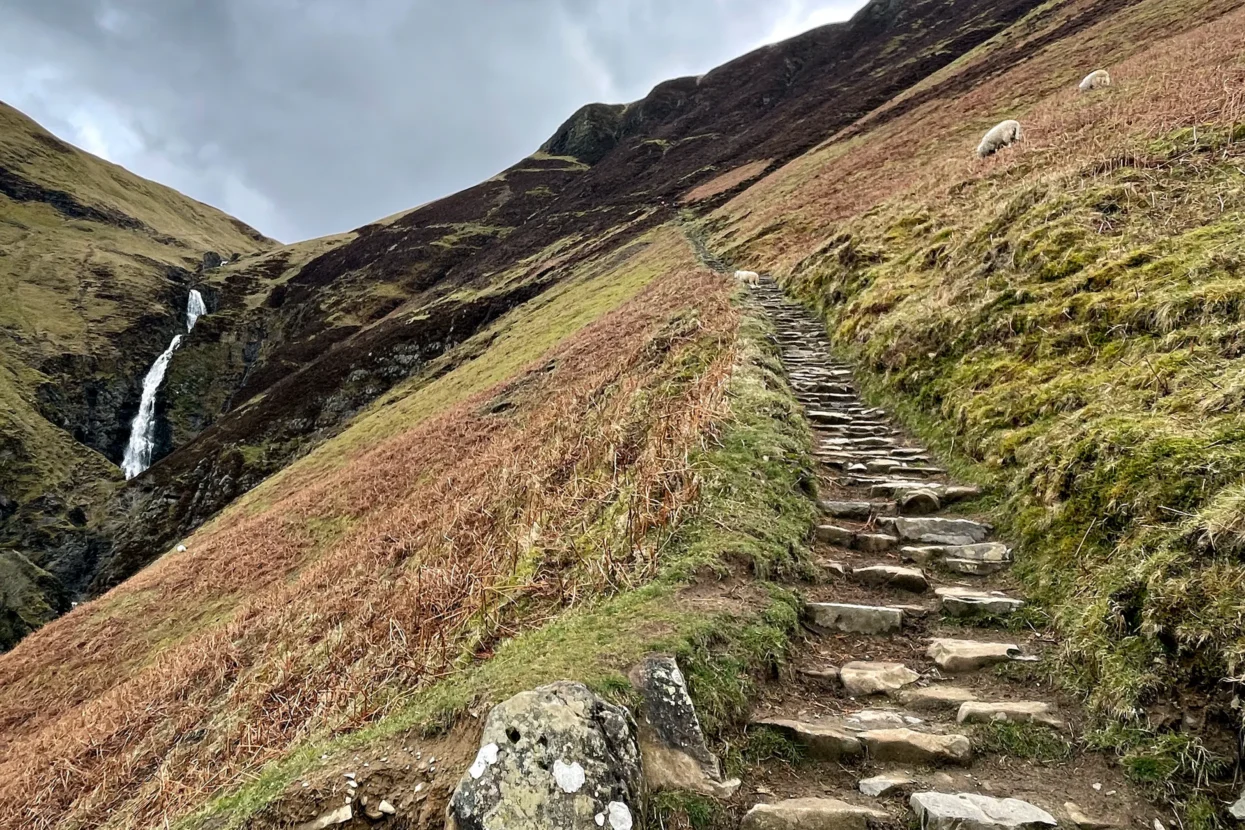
(710, 0), (1245, 783)
(0, 102), (273, 640)
(3, 0), (1244, 824)
(0, 227), (817, 828)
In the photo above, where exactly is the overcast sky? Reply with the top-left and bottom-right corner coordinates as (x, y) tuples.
(1, 1), (865, 243)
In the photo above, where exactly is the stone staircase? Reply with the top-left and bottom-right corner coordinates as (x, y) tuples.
(737, 281), (1127, 830)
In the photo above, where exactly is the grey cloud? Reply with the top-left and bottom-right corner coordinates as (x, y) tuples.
(0, 0), (863, 242)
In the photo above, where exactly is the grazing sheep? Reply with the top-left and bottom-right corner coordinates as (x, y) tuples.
(734, 270), (761, 287)
(976, 120), (1023, 159)
(1079, 69), (1111, 91)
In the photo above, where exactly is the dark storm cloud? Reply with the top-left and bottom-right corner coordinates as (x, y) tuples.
(0, 0), (863, 242)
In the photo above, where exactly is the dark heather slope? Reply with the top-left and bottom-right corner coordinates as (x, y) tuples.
(7, 0), (1050, 636)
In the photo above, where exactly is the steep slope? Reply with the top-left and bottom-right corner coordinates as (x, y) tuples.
(707, 0), (1245, 807)
(6, 0), (1055, 624)
(3, 0), (1244, 826)
(0, 102), (273, 642)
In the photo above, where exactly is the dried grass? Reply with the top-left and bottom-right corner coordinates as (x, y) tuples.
(0, 254), (738, 829)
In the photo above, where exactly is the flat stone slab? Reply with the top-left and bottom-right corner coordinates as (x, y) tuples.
(957, 701), (1063, 728)
(855, 532), (900, 553)
(944, 558), (1010, 576)
(807, 603), (903, 635)
(843, 709), (920, 730)
(859, 772), (918, 797)
(898, 686), (979, 711)
(841, 661), (920, 696)
(751, 718), (863, 761)
(816, 525), (856, 547)
(910, 792), (1057, 830)
(860, 728), (972, 765)
(928, 639), (1022, 672)
(852, 565), (929, 593)
(893, 518), (991, 545)
(741, 798), (889, 830)
(936, 587), (1024, 617)
(821, 501), (875, 520)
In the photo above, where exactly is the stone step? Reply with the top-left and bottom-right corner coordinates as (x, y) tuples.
(741, 798), (888, 830)
(859, 772), (917, 798)
(957, 701), (1063, 728)
(936, 587), (1025, 617)
(901, 543), (1011, 571)
(852, 565), (929, 593)
(927, 639), (1023, 672)
(750, 718), (862, 760)
(870, 482), (979, 503)
(897, 686), (980, 712)
(819, 500), (894, 520)
(816, 525), (899, 552)
(881, 517), (992, 546)
(898, 489), (942, 516)
(807, 602), (903, 634)
(860, 728), (972, 765)
(841, 661), (920, 696)
(910, 792), (1057, 830)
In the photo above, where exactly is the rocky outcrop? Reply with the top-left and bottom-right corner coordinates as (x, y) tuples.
(629, 654), (739, 798)
(540, 103), (627, 164)
(0, 551), (71, 650)
(447, 682), (642, 830)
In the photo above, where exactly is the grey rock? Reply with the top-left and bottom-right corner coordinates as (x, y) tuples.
(910, 792), (1057, 830)
(936, 587), (1024, 617)
(957, 701), (1063, 728)
(944, 558), (1009, 576)
(807, 603), (903, 634)
(817, 525), (856, 547)
(841, 662), (920, 696)
(893, 517), (991, 546)
(629, 654), (738, 797)
(859, 772), (917, 797)
(1231, 791), (1245, 821)
(378, 800), (397, 816)
(800, 666), (841, 685)
(821, 501), (875, 520)
(202, 250), (223, 270)
(861, 728), (972, 765)
(297, 805), (353, 830)
(446, 681), (641, 830)
(852, 565), (928, 593)
(944, 543), (1012, 563)
(845, 709), (910, 730)
(927, 639), (1021, 672)
(899, 686), (979, 712)
(751, 717), (863, 761)
(741, 798), (889, 830)
(900, 490), (942, 516)
(1064, 801), (1117, 829)
(855, 532), (900, 553)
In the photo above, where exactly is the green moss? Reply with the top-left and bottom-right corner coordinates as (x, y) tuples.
(646, 791), (732, 830)
(764, 127), (1245, 801)
(974, 721), (1073, 763)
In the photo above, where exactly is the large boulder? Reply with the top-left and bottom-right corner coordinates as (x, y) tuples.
(629, 654), (739, 797)
(447, 682), (642, 830)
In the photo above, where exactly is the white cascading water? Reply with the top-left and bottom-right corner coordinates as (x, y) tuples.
(120, 290), (206, 480)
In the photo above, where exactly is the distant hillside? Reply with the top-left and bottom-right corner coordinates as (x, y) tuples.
(2, 0), (1245, 826)
(0, 101), (272, 642)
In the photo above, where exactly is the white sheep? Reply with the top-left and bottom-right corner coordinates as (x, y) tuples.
(1079, 69), (1111, 91)
(976, 120), (1023, 159)
(734, 270), (761, 287)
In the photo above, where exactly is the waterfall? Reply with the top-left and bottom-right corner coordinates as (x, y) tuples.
(120, 290), (207, 480)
